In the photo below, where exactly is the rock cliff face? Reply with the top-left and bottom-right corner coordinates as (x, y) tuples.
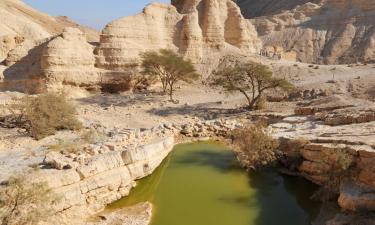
(237, 0), (375, 64)
(38, 135), (174, 224)
(0, 0), (98, 62)
(1, 0), (261, 92)
(41, 28), (100, 89)
(96, 1), (261, 75)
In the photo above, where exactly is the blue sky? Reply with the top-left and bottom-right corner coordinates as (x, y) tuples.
(24, 0), (170, 30)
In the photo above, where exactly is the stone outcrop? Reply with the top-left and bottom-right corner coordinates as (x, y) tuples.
(40, 28), (100, 88)
(0, 0), (98, 62)
(237, 0), (375, 64)
(96, 1), (261, 75)
(88, 202), (152, 225)
(271, 104), (375, 213)
(36, 135), (174, 223)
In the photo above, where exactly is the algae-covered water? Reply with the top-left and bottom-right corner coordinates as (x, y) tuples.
(109, 142), (321, 225)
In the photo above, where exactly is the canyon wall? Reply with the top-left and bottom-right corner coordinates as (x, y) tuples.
(0, 0), (98, 62)
(1, 0), (261, 92)
(96, 1), (261, 76)
(237, 0), (375, 64)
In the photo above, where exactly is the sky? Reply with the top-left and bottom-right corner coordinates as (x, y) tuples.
(23, 0), (170, 30)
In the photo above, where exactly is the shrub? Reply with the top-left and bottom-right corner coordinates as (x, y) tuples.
(11, 92), (82, 140)
(211, 60), (294, 110)
(0, 174), (58, 225)
(231, 122), (280, 170)
(255, 96), (267, 110)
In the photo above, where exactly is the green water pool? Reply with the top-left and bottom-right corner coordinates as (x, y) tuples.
(109, 142), (321, 225)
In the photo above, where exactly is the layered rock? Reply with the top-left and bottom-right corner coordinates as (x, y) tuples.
(36, 136), (174, 223)
(96, 1), (261, 75)
(96, 3), (181, 72)
(271, 99), (375, 213)
(0, 0), (98, 62)
(40, 28), (100, 88)
(237, 0), (375, 64)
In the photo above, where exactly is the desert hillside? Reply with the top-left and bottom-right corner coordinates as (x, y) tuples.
(0, 0), (98, 61)
(237, 0), (375, 64)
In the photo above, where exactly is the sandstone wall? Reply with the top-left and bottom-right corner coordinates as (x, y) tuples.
(95, 1), (261, 76)
(40, 28), (100, 88)
(37, 136), (174, 223)
(0, 0), (98, 63)
(238, 0), (375, 64)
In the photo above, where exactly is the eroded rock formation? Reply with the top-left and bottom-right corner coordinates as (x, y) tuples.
(41, 28), (100, 89)
(1, 0), (261, 92)
(237, 0), (375, 64)
(37, 135), (174, 224)
(96, 1), (261, 75)
(0, 0), (98, 62)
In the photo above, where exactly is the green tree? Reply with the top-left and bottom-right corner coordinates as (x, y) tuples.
(140, 49), (200, 101)
(212, 61), (293, 110)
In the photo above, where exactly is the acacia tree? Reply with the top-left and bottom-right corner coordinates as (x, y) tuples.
(212, 61), (293, 110)
(140, 49), (199, 101)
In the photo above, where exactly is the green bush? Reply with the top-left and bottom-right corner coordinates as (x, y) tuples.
(12, 92), (82, 140)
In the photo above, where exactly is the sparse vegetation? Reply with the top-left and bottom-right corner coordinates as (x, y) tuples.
(140, 49), (200, 102)
(0, 173), (58, 225)
(231, 122), (280, 170)
(10, 92), (82, 140)
(212, 61), (294, 110)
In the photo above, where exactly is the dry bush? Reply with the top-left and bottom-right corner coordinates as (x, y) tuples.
(0, 174), (59, 225)
(255, 96), (267, 110)
(231, 122), (280, 170)
(10, 92), (82, 140)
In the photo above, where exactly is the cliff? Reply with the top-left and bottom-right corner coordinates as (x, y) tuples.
(96, 1), (261, 76)
(237, 0), (375, 64)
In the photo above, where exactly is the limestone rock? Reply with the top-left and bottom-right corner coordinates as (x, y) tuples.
(41, 28), (100, 88)
(338, 182), (375, 211)
(88, 202), (152, 225)
(95, 1), (261, 75)
(237, 0), (375, 64)
(0, 0), (98, 62)
(77, 151), (124, 179)
(44, 151), (77, 170)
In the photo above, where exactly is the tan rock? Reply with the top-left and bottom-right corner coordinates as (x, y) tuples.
(238, 0), (375, 64)
(41, 28), (100, 89)
(95, 1), (261, 75)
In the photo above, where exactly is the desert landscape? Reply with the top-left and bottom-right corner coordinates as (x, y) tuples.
(0, 0), (374, 225)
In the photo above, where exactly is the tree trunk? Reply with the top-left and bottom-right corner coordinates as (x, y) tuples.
(239, 89), (254, 110)
(168, 83), (174, 102)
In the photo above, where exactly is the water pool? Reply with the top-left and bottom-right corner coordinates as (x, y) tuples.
(109, 142), (321, 225)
